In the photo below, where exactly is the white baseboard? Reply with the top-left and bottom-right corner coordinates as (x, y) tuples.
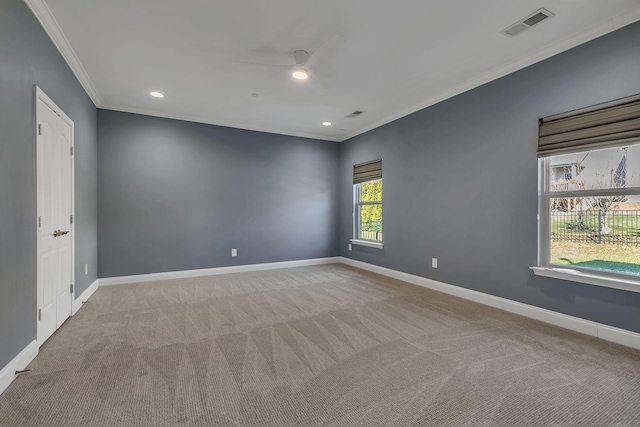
(99, 257), (342, 286)
(339, 257), (640, 351)
(0, 341), (38, 396)
(72, 279), (99, 315)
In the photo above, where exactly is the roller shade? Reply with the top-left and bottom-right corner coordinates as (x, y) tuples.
(538, 94), (640, 156)
(353, 159), (382, 184)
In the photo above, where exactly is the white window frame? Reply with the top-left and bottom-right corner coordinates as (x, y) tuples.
(534, 144), (640, 293)
(351, 179), (383, 249)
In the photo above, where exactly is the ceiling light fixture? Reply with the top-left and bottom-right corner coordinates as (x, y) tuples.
(322, 122), (332, 126)
(150, 91), (164, 98)
(291, 69), (309, 80)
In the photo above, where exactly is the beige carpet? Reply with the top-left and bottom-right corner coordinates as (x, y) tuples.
(1, 264), (639, 426)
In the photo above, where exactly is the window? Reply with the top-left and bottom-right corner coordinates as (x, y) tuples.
(536, 94), (640, 283)
(355, 179), (383, 241)
(352, 160), (383, 247)
(540, 145), (640, 277)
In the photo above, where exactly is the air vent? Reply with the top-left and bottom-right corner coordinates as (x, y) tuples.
(523, 11), (550, 27)
(504, 23), (529, 37)
(346, 110), (365, 118)
(501, 8), (554, 38)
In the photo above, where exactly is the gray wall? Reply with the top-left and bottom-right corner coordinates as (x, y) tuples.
(340, 21), (640, 333)
(97, 110), (340, 277)
(0, 0), (97, 368)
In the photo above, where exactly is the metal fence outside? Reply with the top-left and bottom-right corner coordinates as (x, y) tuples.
(360, 220), (382, 241)
(551, 210), (640, 245)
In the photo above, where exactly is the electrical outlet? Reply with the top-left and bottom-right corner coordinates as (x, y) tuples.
(432, 258), (438, 268)
(231, 249), (237, 257)
(348, 244), (352, 251)
(84, 264), (88, 275)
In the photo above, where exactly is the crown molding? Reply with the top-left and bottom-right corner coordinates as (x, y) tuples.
(341, 5), (640, 143)
(23, 0), (102, 106)
(613, 4), (640, 29)
(99, 103), (341, 142)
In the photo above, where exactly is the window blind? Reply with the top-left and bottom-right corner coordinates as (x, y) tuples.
(353, 159), (382, 184)
(538, 94), (640, 156)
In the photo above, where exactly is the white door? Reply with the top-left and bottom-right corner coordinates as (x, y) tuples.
(36, 88), (74, 345)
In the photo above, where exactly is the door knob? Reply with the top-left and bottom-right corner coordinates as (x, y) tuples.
(53, 230), (70, 237)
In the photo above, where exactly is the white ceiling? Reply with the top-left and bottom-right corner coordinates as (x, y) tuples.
(26, 0), (640, 142)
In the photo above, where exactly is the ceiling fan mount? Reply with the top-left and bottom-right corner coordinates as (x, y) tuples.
(293, 50), (310, 66)
(291, 50), (310, 80)
(291, 50), (311, 80)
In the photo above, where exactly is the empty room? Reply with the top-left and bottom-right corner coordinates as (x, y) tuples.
(2, 0), (640, 425)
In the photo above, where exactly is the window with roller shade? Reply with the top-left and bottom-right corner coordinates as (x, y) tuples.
(353, 160), (382, 243)
(538, 94), (640, 278)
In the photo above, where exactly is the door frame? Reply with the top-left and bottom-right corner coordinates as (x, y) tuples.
(34, 86), (75, 345)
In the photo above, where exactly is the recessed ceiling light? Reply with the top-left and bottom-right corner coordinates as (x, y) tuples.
(292, 69), (309, 80)
(322, 122), (332, 126)
(150, 91), (164, 98)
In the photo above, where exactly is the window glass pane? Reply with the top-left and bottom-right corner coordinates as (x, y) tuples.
(549, 197), (640, 275)
(548, 145), (640, 192)
(360, 179), (382, 202)
(359, 204), (382, 241)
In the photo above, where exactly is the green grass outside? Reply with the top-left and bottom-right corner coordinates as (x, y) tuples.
(551, 240), (640, 275)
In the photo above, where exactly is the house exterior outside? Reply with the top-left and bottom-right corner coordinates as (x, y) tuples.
(550, 145), (640, 211)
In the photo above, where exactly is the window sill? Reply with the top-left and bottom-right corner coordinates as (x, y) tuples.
(350, 239), (384, 249)
(531, 267), (640, 294)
